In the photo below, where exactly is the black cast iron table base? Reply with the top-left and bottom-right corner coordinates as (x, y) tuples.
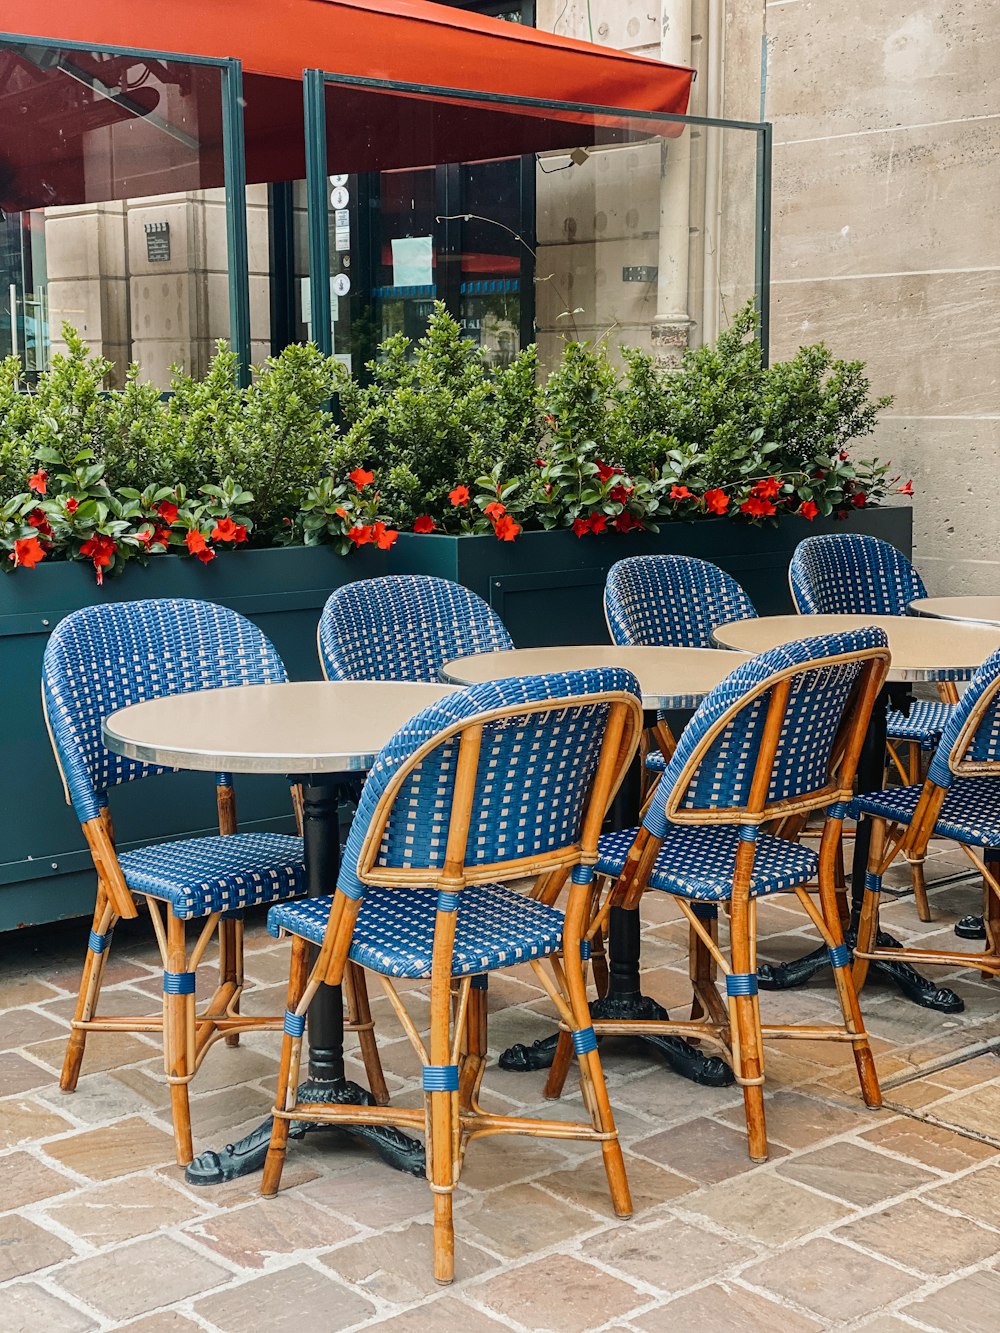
(956, 915), (987, 941)
(185, 1078), (425, 1185)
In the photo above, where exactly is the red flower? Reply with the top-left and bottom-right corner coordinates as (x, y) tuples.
(799, 500), (819, 521)
(534, 457), (547, 467)
(26, 509), (53, 538)
(572, 516), (590, 538)
(448, 485), (470, 507)
(184, 529), (211, 557)
(751, 476), (780, 500)
(613, 512), (643, 534)
(897, 479), (914, 497)
(65, 497), (79, 515)
(347, 524), (373, 546)
(79, 533), (117, 584)
(609, 483), (632, 506)
(493, 514), (521, 542)
(211, 516), (248, 544)
(851, 491), (867, 508)
(839, 450), (850, 461)
(349, 468), (375, 491)
(669, 485), (693, 502)
(371, 521), (399, 550)
(595, 460), (618, 483)
(740, 496), (776, 519)
(152, 525), (172, 547)
(483, 501), (506, 521)
(156, 500), (179, 525)
(704, 488), (729, 515)
(27, 469), (47, 495)
(135, 527), (154, 547)
(10, 535), (45, 569)
(412, 515), (435, 534)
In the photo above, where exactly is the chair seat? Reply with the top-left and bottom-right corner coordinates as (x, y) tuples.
(120, 833), (305, 920)
(596, 824), (819, 900)
(645, 750), (667, 773)
(887, 700), (955, 749)
(268, 884), (567, 978)
(852, 777), (1000, 847)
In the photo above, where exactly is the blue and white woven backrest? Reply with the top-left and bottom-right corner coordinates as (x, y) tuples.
(319, 575), (514, 683)
(789, 534), (926, 615)
(338, 668), (641, 897)
(927, 647), (1000, 788)
(43, 599), (288, 823)
(604, 555), (756, 647)
(644, 627), (889, 831)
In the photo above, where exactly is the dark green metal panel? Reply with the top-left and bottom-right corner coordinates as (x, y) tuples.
(221, 59), (252, 387)
(304, 69), (333, 357)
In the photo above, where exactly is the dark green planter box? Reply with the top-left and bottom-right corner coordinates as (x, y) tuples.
(0, 505), (910, 931)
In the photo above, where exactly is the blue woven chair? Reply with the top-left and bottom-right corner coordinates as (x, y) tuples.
(789, 533), (959, 919)
(853, 646), (1000, 987)
(43, 599), (317, 1165)
(318, 574), (513, 683)
(262, 668), (643, 1284)
(604, 555), (757, 776)
(545, 627), (891, 1163)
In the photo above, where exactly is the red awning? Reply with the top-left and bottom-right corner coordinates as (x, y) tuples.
(0, 0), (693, 209)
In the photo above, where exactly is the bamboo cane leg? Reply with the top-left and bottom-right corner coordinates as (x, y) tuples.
(61, 889), (115, 1092)
(262, 935), (311, 1197)
(164, 913), (194, 1166)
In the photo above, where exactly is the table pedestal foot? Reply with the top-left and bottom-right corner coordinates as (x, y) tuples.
(956, 915), (987, 941)
(184, 1078), (425, 1186)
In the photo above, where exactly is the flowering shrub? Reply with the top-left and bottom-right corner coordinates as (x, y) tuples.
(0, 303), (910, 579)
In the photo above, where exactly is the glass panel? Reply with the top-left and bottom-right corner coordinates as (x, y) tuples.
(0, 41), (230, 386)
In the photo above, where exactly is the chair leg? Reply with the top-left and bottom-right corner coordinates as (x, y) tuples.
(428, 1084), (457, 1284)
(908, 742), (921, 786)
(61, 889), (116, 1093)
(218, 915), (243, 1047)
(263, 935), (311, 1197)
(852, 817), (887, 996)
(818, 857), (882, 1110)
(344, 961), (389, 1105)
(729, 894), (767, 1163)
(164, 913), (194, 1167)
(543, 1027), (574, 1100)
(908, 853), (932, 924)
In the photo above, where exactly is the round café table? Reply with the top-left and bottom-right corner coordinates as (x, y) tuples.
(712, 614), (1000, 1012)
(441, 644), (743, 1088)
(103, 679), (454, 1185)
(909, 596), (1000, 628)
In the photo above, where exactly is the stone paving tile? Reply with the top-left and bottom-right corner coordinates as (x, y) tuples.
(114, 1315), (204, 1332)
(682, 1169), (855, 1246)
(362, 1294), (510, 1331)
(632, 1116), (788, 1184)
(836, 1196), (1000, 1276)
(715, 1088), (872, 1150)
(581, 1213), (758, 1293)
(0, 1051), (58, 1095)
(54, 1235), (231, 1322)
(0, 1215), (74, 1282)
(320, 1220), (499, 1300)
(0, 1151), (78, 1211)
(740, 1236), (923, 1323)
(298, 1158), (434, 1229)
(0, 1281), (98, 1332)
(42, 1116), (175, 1180)
(631, 1282), (823, 1332)
(921, 1163), (1000, 1231)
(0, 1098), (75, 1150)
(0, 1006), (69, 1051)
(193, 1262), (376, 1332)
(458, 1181), (600, 1259)
(860, 1116), (999, 1172)
(923, 1081), (1000, 1143)
(46, 1175), (210, 1246)
(469, 1253), (646, 1333)
(538, 1152), (696, 1215)
(184, 1194), (355, 1269)
(901, 1268), (1000, 1332)
(775, 1139), (937, 1207)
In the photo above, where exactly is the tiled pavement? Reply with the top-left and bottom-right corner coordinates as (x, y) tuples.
(3, 845), (1000, 1331)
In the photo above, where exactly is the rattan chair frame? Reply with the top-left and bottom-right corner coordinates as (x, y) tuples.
(262, 687), (643, 1285)
(544, 641), (890, 1163)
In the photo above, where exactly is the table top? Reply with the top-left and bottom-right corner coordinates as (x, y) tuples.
(440, 645), (740, 710)
(711, 614), (1000, 682)
(103, 681), (456, 775)
(908, 596), (1000, 628)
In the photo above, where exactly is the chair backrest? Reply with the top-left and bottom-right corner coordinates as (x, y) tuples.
(789, 534), (926, 615)
(318, 575), (514, 683)
(42, 598), (288, 823)
(927, 647), (1000, 787)
(338, 668), (643, 898)
(644, 627), (890, 834)
(604, 555), (756, 647)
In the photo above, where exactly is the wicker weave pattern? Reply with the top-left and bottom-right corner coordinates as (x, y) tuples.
(789, 534), (926, 615)
(604, 555), (756, 647)
(318, 575), (513, 683)
(120, 832), (306, 920)
(268, 883), (567, 976)
(42, 598), (288, 822)
(643, 628), (888, 829)
(596, 823), (818, 900)
(927, 646), (1000, 787)
(887, 700), (955, 749)
(852, 776), (1000, 845)
(338, 667), (640, 899)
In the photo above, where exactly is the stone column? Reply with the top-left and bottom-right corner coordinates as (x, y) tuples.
(652, 0), (694, 369)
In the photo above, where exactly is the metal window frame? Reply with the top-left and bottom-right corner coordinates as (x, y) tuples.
(0, 31), (252, 383)
(304, 71), (771, 361)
